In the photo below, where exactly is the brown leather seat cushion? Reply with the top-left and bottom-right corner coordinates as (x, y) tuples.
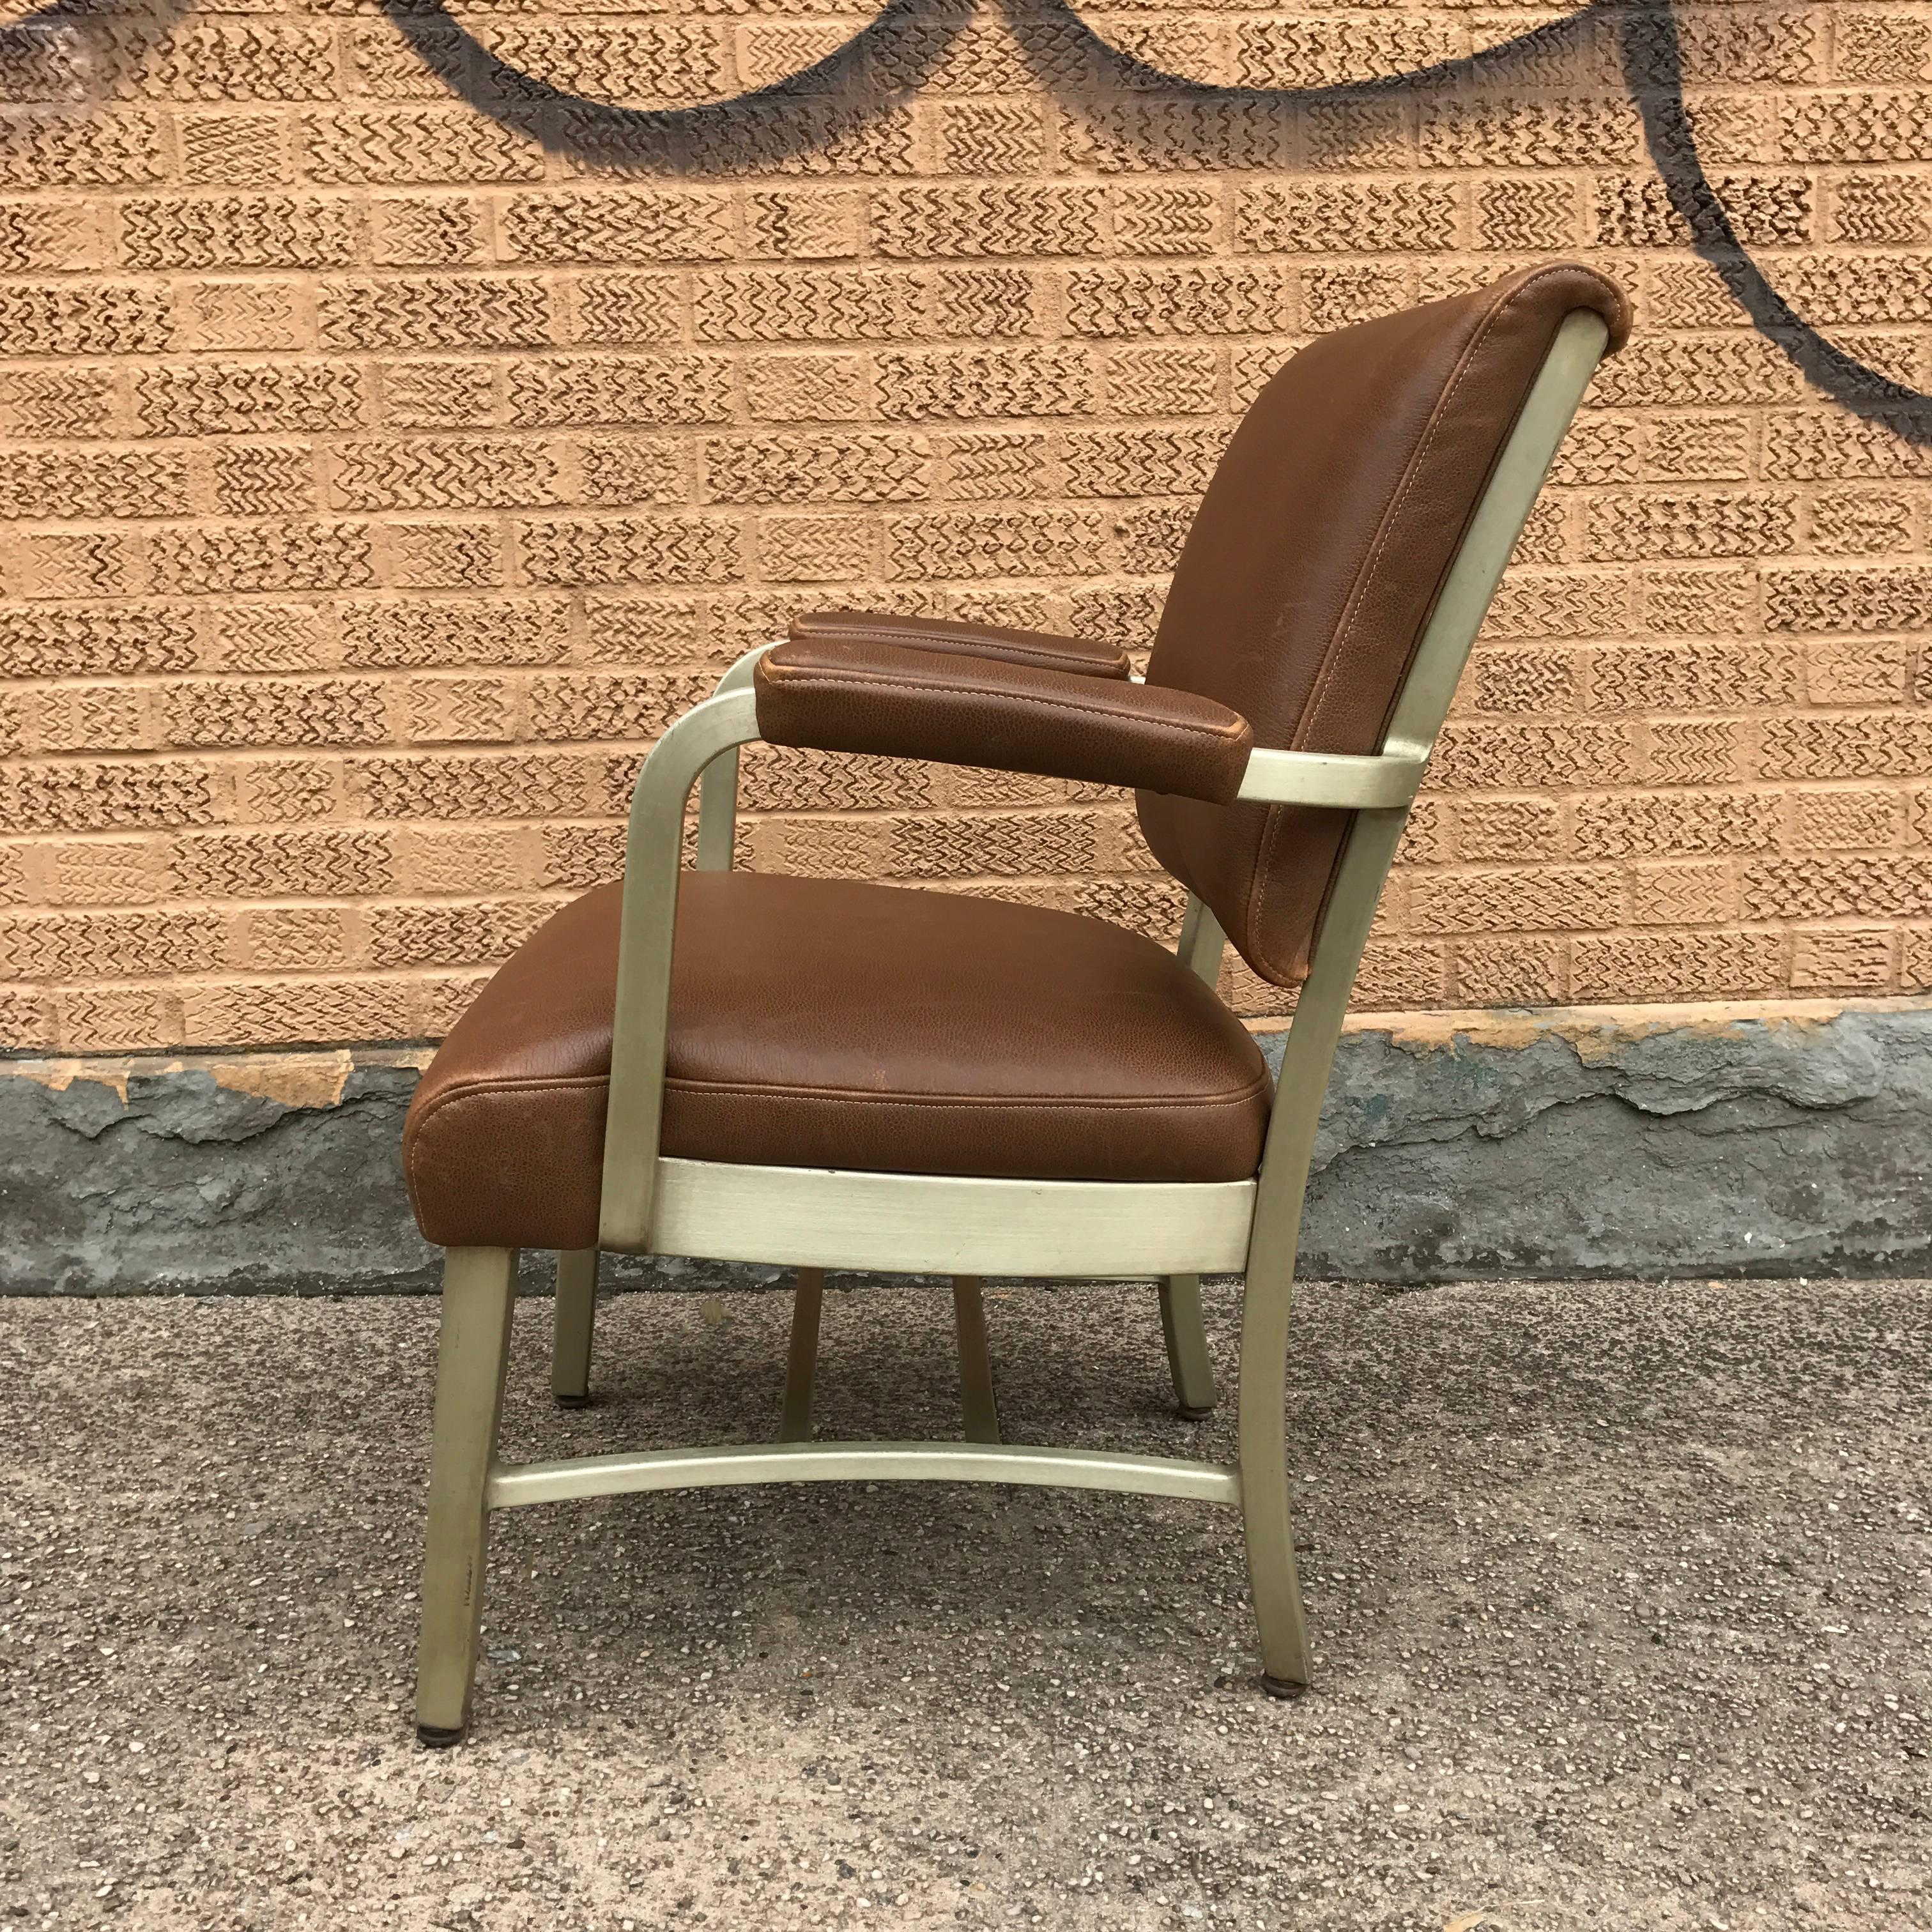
(404, 873), (1273, 1251)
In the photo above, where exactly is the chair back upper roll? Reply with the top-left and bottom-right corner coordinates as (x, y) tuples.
(1136, 263), (1630, 986)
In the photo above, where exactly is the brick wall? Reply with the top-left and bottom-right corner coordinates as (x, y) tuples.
(2, 2), (1929, 1052)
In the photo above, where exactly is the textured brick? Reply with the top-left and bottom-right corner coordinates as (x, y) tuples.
(1584, 494), (1795, 562)
(349, 753), (599, 822)
(385, 521), (503, 590)
(365, 898), (553, 970)
(507, 356), (732, 428)
(1593, 172), (1813, 249)
(329, 438), (561, 512)
(1420, 99), (1641, 170)
(0, 909), (227, 983)
(162, 676), (387, 749)
(1571, 931), (1783, 1000)
(1746, 854), (1932, 919)
(302, 110), (544, 185)
(148, 521), (373, 594)
(1475, 178), (1579, 252)
(875, 346), (1093, 422)
(1766, 567), (1932, 633)
(1234, 15), (1458, 89)
(0, 282), (171, 356)
(528, 671), (715, 742)
(745, 355), (868, 424)
(937, 433), (1046, 503)
(1432, 723), (1634, 791)
(1062, 99), (1289, 174)
(107, 24), (337, 102)
(502, 192), (732, 265)
(1410, 867), (1618, 935)
(702, 435), (929, 506)
(320, 276), (551, 353)
(484, 22), (726, 105)
(213, 446), (318, 518)
(181, 977), (411, 1049)
(517, 516), (740, 588)
(1099, 346), (1220, 419)
(1062, 264), (1292, 339)
(1, 606), (197, 678)
(693, 269), (926, 344)
(1454, 797), (1563, 862)
(1792, 788), (1903, 850)
(369, 196), (484, 268)
(1780, 91), (1932, 162)
(887, 510), (1107, 581)
(120, 193), (356, 270)
(0, 367), (117, 441)
(874, 186), (1104, 259)
(1760, 712), (1932, 778)
(135, 362), (365, 436)
(882, 809), (1103, 878)
(0, 448), (188, 521)
(1061, 427), (1223, 499)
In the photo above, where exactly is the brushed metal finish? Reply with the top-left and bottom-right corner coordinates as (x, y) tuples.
(487, 1441), (1241, 1510)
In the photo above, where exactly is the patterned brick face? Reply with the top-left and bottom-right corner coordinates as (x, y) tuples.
(2, 3), (1929, 1051)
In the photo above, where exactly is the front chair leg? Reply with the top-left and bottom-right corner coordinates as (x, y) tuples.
(1236, 1250), (1312, 1698)
(551, 1247), (599, 1407)
(416, 1245), (519, 1747)
(1159, 1274), (1218, 1418)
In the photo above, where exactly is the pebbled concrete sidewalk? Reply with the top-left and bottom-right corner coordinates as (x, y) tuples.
(0, 1273), (1926, 1929)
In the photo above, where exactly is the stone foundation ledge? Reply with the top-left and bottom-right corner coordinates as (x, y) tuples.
(4, 997), (1928, 1294)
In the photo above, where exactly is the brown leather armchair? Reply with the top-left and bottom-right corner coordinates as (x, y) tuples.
(400, 263), (1630, 1744)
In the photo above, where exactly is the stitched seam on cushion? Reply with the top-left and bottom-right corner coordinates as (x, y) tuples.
(765, 661), (1248, 742)
(663, 1075), (1269, 1108)
(1249, 270), (1570, 980)
(801, 624), (1124, 674)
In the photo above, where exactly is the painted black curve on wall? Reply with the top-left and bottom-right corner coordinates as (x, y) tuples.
(379, 0), (1932, 433)
(3, 0), (1925, 429)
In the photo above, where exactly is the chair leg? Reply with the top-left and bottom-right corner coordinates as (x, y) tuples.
(415, 1245), (518, 1747)
(551, 1247), (598, 1407)
(1236, 1239), (1312, 1698)
(951, 1275), (1001, 1444)
(779, 1267), (825, 1441)
(1158, 1273), (1218, 1418)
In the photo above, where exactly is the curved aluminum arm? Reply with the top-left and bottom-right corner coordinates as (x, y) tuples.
(599, 687), (762, 1249)
(694, 643), (778, 871)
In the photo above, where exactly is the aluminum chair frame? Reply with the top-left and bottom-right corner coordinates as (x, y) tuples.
(413, 310), (1611, 1744)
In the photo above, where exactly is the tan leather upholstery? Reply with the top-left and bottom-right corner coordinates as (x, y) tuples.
(1138, 262), (1630, 985)
(753, 637), (1253, 804)
(404, 874), (1273, 1250)
(789, 609), (1131, 680)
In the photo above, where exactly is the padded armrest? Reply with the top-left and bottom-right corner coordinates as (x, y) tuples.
(789, 609), (1132, 681)
(753, 636), (1253, 804)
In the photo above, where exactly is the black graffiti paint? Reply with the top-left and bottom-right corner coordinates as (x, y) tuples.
(4, 0), (1928, 430)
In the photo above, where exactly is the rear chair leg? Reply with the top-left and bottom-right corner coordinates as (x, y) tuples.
(1237, 1245), (1312, 1698)
(415, 1245), (518, 1747)
(551, 1247), (599, 1407)
(1159, 1273), (1218, 1418)
(779, 1267), (825, 1441)
(952, 1276), (1001, 1444)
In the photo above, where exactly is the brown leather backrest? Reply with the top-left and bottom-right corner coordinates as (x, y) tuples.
(1137, 263), (1630, 986)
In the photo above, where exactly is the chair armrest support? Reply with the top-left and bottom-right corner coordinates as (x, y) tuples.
(1236, 746), (1427, 809)
(791, 609), (1131, 680)
(753, 637), (1253, 804)
(601, 687), (762, 1249)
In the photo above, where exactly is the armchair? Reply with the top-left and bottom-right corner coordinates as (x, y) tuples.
(399, 263), (1629, 1743)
